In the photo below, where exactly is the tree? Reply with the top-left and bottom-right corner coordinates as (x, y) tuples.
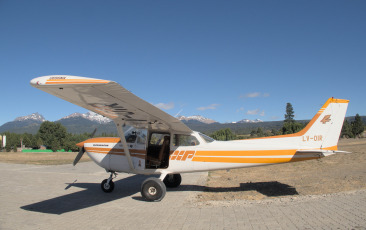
(210, 128), (237, 141)
(282, 102), (305, 134)
(341, 120), (354, 138)
(38, 121), (67, 151)
(351, 114), (364, 138)
(22, 133), (37, 149)
(282, 122), (305, 134)
(50, 139), (61, 152)
(271, 129), (282, 136)
(5, 144), (11, 152)
(284, 103), (295, 123)
(36, 137), (43, 148)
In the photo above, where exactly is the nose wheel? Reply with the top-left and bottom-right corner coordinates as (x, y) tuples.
(101, 172), (116, 193)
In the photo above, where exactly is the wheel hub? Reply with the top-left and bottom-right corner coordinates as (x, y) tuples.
(148, 186), (157, 195)
(104, 183), (110, 190)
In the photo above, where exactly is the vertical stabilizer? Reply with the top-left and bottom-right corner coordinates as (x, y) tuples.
(299, 98), (349, 150)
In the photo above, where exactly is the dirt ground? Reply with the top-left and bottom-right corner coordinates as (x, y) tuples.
(197, 138), (366, 202)
(1, 139), (365, 201)
(0, 151), (90, 165)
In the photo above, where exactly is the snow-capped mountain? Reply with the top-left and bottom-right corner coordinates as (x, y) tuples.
(59, 111), (111, 124)
(0, 113), (47, 134)
(14, 112), (46, 122)
(178, 115), (217, 124)
(236, 118), (263, 124)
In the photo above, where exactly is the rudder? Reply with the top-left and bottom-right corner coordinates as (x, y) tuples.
(300, 98), (349, 150)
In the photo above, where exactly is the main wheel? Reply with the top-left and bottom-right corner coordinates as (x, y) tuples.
(163, 173), (182, 188)
(101, 179), (115, 193)
(141, 177), (166, 202)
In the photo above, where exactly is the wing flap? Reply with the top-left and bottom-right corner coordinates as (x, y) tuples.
(31, 75), (192, 133)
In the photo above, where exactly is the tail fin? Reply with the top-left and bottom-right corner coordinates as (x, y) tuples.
(299, 98), (349, 150)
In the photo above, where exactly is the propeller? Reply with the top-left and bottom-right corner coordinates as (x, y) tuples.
(73, 128), (97, 166)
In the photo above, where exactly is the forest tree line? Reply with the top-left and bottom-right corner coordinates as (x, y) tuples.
(0, 121), (116, 152)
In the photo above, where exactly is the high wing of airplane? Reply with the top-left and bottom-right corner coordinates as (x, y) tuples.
(30, 75), (349, 201)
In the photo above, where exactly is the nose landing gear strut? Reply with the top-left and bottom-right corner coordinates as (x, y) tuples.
(101, 171), (117, 193)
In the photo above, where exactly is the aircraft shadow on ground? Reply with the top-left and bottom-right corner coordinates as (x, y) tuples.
(21, 175), (150, 215)
(21, 179), (297, 214)
(177, 181), (299, 197)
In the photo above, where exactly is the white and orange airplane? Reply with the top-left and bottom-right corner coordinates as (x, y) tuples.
(31, 75), (349, 201)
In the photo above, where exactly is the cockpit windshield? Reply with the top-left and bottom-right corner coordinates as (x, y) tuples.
(199, 133), (215, 143)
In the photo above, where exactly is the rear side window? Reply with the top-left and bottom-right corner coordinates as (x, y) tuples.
(173, 134), (200, 146)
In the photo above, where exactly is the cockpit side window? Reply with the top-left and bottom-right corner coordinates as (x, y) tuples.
(173, 134), (200, 146)
(125, 129), (147, 144)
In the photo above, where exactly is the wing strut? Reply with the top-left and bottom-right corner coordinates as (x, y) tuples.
(115, 122), (137, 174)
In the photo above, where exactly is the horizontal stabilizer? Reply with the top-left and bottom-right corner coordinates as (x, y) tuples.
(296, 149), (351, 157)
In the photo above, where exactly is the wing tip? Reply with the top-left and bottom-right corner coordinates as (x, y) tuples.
(30, 75), (111, 86)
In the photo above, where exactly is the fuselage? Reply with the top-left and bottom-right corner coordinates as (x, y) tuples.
(78, 130), (329, 175)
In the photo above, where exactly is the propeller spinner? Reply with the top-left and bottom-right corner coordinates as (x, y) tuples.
(73, 128), (97, 166)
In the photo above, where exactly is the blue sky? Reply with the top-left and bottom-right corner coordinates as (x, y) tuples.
(0, 0), (365, 126)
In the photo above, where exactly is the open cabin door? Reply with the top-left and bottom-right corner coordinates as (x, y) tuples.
(146, 132), (170, 169)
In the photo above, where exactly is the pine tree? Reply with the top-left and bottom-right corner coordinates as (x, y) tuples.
(341, 120), (354, 138)
(282, 102), (305, 134)
(284, 103), (295, 123)
(351, 114), (364, 137)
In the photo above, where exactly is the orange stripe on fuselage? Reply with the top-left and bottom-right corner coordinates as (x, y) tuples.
(191, 146), (337, 164)
(170, 150), (179, 160)
(85, 147), (146, 159)
(191, 156), (319, 164)
(176, 151), (185, 160)
(195, 149), (297, 157)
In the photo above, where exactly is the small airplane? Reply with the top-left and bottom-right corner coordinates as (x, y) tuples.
(30, 75), (349, 201)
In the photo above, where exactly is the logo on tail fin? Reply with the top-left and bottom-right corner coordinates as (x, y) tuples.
(321, 115), (331, 124)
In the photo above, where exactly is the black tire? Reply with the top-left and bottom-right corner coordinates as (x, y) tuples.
(101, 179), (115, 193)
(141, 177), (166, 202)
(163, 174), (182, 188)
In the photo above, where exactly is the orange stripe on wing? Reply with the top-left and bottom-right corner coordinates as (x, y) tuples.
(46, 79), (110, 84)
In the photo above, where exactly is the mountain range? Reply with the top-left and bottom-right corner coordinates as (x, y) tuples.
(0, 112), (364, 135)
(0, 112), (116, 135)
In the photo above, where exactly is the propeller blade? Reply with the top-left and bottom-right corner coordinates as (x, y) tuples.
(73, 147), (85, 166)
(90, 128), (97, 138)
(73, 128), (96, 166)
